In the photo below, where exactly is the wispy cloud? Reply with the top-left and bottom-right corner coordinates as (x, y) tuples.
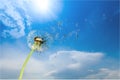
(0, 0), (31, 38)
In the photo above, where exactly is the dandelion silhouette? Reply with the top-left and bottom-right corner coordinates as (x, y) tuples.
(19, 31), (51, 80)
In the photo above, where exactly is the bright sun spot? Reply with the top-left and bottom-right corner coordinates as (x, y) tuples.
(33, 0), (50, 14)
(29, 0), (62, 21)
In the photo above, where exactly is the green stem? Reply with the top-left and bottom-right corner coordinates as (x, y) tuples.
(19, 49), (34, 80)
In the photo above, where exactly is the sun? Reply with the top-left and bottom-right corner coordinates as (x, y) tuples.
(28, 0), (62, 21)
(33, 0), (50, 14)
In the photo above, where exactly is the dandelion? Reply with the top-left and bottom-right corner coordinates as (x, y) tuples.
(19, 30), (52, 80)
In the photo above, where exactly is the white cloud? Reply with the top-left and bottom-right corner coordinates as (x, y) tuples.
(0, 43), (107, 79)
(49, 51), (103, 71)
(0, 0), (31, 38)
(1, 43), (119, 79)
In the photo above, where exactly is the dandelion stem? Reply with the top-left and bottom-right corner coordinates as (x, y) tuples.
(19, 49), (34, 80)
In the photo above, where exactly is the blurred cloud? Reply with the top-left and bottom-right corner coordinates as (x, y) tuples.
(85, 68), (120, 79)
(0, 0), (31, 38)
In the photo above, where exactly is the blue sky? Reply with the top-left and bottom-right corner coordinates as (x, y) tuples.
(0, 0), (120, 79)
